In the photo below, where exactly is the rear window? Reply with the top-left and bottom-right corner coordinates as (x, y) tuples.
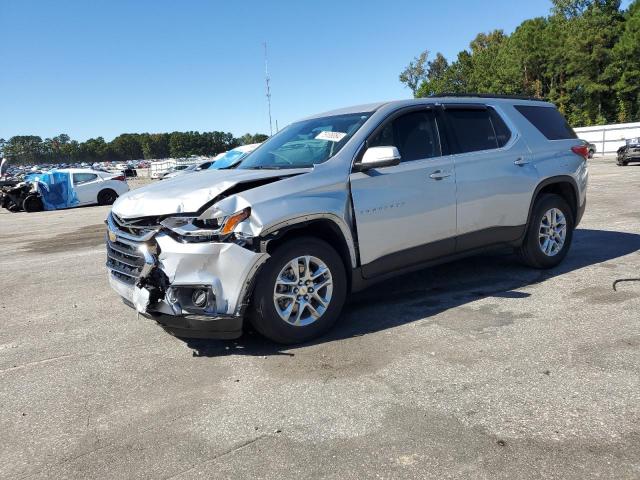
(514, 105), (577, 140)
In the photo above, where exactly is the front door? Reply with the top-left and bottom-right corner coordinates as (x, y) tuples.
(350, 108), (457, 278)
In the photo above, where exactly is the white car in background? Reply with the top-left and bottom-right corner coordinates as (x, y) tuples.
(66, 168), (130, 205)
(162, 159), (216, 179)
(209, 143), (261, 169)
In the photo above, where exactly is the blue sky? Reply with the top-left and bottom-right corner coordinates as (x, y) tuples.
(1, 0), (567, 141)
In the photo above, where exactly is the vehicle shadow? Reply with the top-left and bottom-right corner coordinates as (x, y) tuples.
(181, 228), (640, 357)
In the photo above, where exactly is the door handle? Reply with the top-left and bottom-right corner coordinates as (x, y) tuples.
(514, 157), (530, 166)
(429, 170), (451, 180)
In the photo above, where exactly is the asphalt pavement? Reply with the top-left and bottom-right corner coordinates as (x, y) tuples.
(1, 158), (639, 479)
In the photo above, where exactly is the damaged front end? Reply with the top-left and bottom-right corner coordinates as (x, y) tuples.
(105, 209), (269, 339)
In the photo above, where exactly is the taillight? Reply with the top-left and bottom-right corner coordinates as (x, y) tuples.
(112, 175), (126, 181)
(571, 145), (589, 160)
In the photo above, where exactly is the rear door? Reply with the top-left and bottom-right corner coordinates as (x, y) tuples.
(350, 107), (457, 278)
(441, 104), (536, 251)
(72, 172), (101, 204)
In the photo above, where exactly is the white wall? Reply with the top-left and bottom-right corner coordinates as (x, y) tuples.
(574, 122), (640, 156)
(149, 157), (211, 178)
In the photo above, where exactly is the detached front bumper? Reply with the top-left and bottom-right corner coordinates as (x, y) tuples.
(105, 215), (268, 339)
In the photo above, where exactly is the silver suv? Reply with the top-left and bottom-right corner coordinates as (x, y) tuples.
(106, 96), (588, 344)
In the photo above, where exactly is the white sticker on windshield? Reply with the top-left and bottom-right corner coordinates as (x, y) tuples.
(315, 131), (347, 142)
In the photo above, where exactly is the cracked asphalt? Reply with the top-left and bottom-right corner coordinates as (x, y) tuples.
(1, 159), (639, 479)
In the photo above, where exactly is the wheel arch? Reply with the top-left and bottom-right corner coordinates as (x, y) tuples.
(526, 176), (579, 229)
(259, 215), (357, 288)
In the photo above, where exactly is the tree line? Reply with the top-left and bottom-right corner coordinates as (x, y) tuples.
(399, 0), (640, 126)
(0, 132), (269, 166)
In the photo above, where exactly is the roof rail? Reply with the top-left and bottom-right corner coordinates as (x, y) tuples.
(429, 93), (544, 101)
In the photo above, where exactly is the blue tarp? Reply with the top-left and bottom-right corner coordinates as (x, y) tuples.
(26, 170), (79, 210)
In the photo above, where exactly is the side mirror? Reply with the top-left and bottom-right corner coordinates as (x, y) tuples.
(353, 146), (401, 172)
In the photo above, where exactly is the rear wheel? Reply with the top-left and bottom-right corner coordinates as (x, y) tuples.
(22, 194), (43, 212)
(250, 237), (347, 344)
(518, 194), (574, 269)
(97, 189), (118, 206)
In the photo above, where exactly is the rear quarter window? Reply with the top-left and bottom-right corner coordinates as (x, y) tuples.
(73, 173), (98, 184)
(514, 105), (577, 140)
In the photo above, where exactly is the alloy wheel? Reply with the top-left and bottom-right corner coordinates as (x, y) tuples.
(538, 208), (567, 257)
(273, 255), (333, 326)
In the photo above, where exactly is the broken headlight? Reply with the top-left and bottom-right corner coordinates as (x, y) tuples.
(160, 207), (251, 243)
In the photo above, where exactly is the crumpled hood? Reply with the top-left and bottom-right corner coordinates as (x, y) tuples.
(112, 168), (306, 218)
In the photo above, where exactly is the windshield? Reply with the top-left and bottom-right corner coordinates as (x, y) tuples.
(626, 137), (640, 146)
(237, 112), (371, 170)
(210, 150), (248, 169)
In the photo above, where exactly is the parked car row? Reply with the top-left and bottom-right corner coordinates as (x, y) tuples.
(158, 144), (261, 179)
(105, 95), (588, 344)
(0, 167), (129, 212)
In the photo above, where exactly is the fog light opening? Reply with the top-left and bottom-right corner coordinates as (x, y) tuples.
(192, 289), (208, 308)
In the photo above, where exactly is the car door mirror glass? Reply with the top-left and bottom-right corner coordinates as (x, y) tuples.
(355, 146), (401, 172)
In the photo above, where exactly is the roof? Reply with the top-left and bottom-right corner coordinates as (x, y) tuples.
(303, 96), (553, 120)
(55, 168), (107, 175)
(302, 102), (390, 120)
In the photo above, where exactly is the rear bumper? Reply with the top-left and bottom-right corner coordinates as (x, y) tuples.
(576, 197), (586, 227)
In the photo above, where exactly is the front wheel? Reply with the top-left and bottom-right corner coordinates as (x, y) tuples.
(22, 194), (43, 212)
(517, 194), (574, 269)
(250, 237), (347, 344)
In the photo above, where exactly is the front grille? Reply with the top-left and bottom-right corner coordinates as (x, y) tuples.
(111, 213), (160, 238)
(106, 213), (159, 285)
(106, 237), (145, 285)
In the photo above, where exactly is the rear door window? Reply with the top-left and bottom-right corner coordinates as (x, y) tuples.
(444, 108), (502, 153)
(514, 105), (577, 140)
(368, 110), (441, 162)
(489, 109), (511, 147)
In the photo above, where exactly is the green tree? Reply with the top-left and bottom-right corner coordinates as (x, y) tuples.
(110, 134), (144, 160)
(399, 50), (429, 96)
(610, 0), (640, 121)
(404, 0), (633, 126)
(239, 133), (269, 145)
(141, 133), (170, 159)
(3, 136), (44, 164)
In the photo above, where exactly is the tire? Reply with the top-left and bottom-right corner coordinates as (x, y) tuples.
(22, 194), (43, 212)
(250, 237), (347, 344)
(517, 193), (574, 269)
(97, 189), (118, 206)
(6, 201), (20, 212)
